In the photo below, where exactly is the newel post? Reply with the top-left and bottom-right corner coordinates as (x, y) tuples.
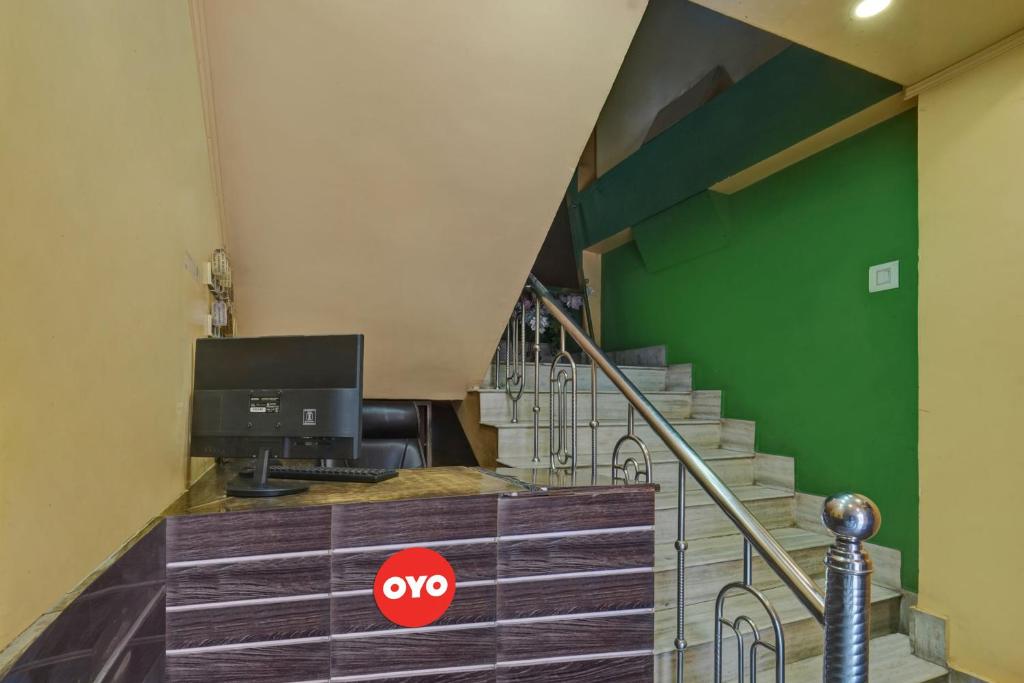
(821, 492), (881, 683)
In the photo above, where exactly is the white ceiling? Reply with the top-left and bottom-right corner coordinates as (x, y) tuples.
(197, 0), (646, 398)
(692, 0), (1024, 84)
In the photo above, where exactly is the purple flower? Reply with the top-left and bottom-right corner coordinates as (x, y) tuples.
(526, 308), (549, 333)
(558, 293), (584, 310)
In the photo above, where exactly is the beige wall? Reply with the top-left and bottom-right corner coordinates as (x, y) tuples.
(198, 0), (647, 399)
(917, 43), (1024, 681)
(0, 0), (222, 646)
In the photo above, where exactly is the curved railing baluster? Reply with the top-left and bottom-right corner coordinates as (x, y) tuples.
(589, 360), (598, 485)
(548, 326), (577, 475)
(529, 292), (541, 463)
(611, 404), (652, 484)
(491, 349), (499, 391)
(503, 300), (527, 422)
(714, 541), (786, 683)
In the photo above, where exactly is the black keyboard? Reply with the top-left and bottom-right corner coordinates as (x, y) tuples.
(242, 465), (399, 483)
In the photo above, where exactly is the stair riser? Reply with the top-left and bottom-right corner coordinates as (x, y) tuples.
(655, 498), (795, 542)
(496, 457), (756, 491)
(652, 597), (901, 682)
(653, 546), (828, 609)
(691, 390), (722, 418)
(649, 458), (755, 492)
(481, 366), (668, 392)
(476, 392), (692, 423)
(492, 421), (722, 458)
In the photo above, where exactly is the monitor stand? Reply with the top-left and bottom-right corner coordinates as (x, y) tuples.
(227, 447), (308, 497)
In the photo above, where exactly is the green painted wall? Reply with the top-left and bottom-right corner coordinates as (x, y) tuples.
(602, 112), (919, 588)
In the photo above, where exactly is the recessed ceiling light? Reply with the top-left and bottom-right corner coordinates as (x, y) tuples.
(854, 0), (892, 18)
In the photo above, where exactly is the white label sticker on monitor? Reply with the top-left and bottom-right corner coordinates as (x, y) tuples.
(249, 396), (280, 413)
(302, 408), (317, 426)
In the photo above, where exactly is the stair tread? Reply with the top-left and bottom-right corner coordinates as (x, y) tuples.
(476, 364), (669, 391)
(676, 447), (755, 461)
(781, 634), (946, 682)
(483, 364), (668, 372)
(656, 483), (793, 510)
(654, 526), (831, 570)
(496, 447), (757, 468)
(482, 417), (720, 429)
(472, 388), (693, 397)
(654, 580), (900, 653)
(493, 446), (753, 473)
(645, 447), (757, 464)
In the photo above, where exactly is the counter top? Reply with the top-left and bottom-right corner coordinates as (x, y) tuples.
(167, 463), (527, 515)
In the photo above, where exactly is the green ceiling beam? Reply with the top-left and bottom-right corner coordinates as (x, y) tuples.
(570, 45), (901, 249)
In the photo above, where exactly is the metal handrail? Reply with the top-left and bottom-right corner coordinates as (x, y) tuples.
(528, 274), (828, 622)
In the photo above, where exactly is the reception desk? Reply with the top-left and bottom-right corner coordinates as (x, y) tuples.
(0, 466), (656, 682)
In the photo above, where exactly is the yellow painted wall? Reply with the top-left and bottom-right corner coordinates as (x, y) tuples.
(918, 43), (1024, 681)
(0, 0), (222, 646)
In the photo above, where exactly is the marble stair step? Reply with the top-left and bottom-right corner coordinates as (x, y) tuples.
(655, 485), (795, 541)
(501, 445), (750, 466)
(487, 473), (793, 548)
(496, 447), (758, 492)
(637, 455), (760, 494)
(485, 418), (723, 459)
(656, 482), (793, 509)
(651, 581), (902, 682)
(780, 634), (947, 683)
(479, 364), (668, 392)
(471, 388), (693, 423)
(652, 527), (831, 609)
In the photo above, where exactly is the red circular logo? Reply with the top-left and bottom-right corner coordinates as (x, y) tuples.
(373, 548), (456, 627)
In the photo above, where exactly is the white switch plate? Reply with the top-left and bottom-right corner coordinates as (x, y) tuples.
(869, 260), (899, 292)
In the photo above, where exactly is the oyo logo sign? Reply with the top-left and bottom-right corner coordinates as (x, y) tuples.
(373, 548), (455, 627)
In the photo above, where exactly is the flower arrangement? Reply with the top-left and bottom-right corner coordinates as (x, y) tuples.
(521, 290), (585, 346)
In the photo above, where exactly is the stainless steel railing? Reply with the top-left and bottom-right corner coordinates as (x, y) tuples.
(492, 274), (881, 683)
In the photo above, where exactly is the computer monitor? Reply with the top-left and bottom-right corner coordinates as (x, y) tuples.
(190, 334), (363, 497)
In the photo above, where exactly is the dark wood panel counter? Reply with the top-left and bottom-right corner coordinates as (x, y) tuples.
(1, 466), (656, 683)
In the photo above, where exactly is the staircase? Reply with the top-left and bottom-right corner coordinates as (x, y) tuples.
(468, 358), (946, 682)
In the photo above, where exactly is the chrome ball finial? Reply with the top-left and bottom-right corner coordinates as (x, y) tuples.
(821, 492), (881, 541)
